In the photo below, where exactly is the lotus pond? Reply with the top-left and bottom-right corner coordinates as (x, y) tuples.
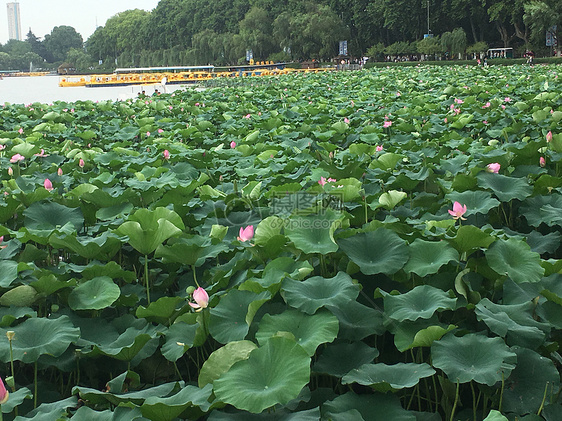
(0, 64), (561, 421)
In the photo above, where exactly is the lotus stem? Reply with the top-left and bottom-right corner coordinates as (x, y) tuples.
(470, 381), (477, 421)
(498, 371), (504, 412)
(537, 381), (549, 416)
(34, 361), (38, 409)
(144, 254), (150, 304)
(192, 265), (200, 288)
(449, 380), (459, 421)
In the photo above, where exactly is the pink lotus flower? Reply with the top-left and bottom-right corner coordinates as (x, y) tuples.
(44, 179), (53, 191)
(0, 236), (7, 250)
(230, 141), (236, 149)
(0, 377), (8, 404)
(486, 163), (500, 173)
(189, 287), (209, 311)
(540, 156), (546, 167)
(163, 149), (170, 160)
(448, 201), (467, 220)
(146, 131), (150, 137)
(7, 167), (13, 176)
(504, 97), (511, 102)
(18, 128), (23, 135)
(34, 149), (47, 157)
(158, 128), (164, 134)
(10, 154), (24, 163)
(318, 176), (337, 186)
(376, 145), (383, 152)
(383, 121), (392, 128)
(244, 114), (251, 119)
(344, 117), (350, 124)
(57, 168), (63, 176)
(79, 158), (85, 168)
(237, 225), (254, 242)
(482, 102), (491, 109)
(546, 131), (553, 143)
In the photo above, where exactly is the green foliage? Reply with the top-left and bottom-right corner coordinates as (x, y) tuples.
(0, 65), (560, 419)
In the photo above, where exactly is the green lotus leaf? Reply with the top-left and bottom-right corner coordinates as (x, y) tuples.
(451, 225), (495, 254)
(446, 190), (500, 216)
(284, 211), (341, 254)
(503, 347), (560, 416)
(48, 231), (122, 260)
(74, 381), (180, 406)
(483, 410), (508, 421)
(327, 301), (385, 341)
(141, 384), (213, 421)
(342, 362), (435, 391)
(206, 407), (321, 420)
(0, 260), (19, 288)
(136, 296), (184, 324)
(520, 195), (562, 227)
(198, 340), (258, 387)
(369, 153), (404, 170)
(282, 272), (359, 314)
(0, 387), (32, 413)
(68, 276), (121, 310)
(338, 228), (408, 275)
(431, 333), (516, 385)
(525, 230), (561, 255)
(388, 315), (457, 352)
(404, 239), (459, 277)
(485, 238), (544, 283)
(255, 309), (338, 356)
(209, 290), (270, 344)
(23, 201), (84, 233)
(477, 172), (533, 202)
(18, 396), (78, 420)
(377, 190), (407, 210)
(323, 392), (416, 421)
(161, 321), (200, 362)
(475, 298), (549, 348)
(313, 342), (379, 377)
(253, 216), (283, 246)
(0, 285), (37, 307)
(0, 306), (36, 327)
(116, 207), (184, 255)
(93, 324), (159, 362)
(382, 285), (457, 322)
(213, 336), (310, 414)
(0, 316), (80, 363)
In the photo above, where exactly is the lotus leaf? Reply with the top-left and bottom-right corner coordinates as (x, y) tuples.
(431, 333), (516, 385)
(0, 316), (79, 363)
(282, 272), (359, 314)
(342, 362), (436, 391)
(485, 238), (544, 283)
(338, 228), (408, 275)
(68, 276), (121, 310)
(255, 309), (339, 356)
(213, 336), (311, 413)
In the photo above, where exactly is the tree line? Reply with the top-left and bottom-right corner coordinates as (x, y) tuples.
(0, 0), (560, 72)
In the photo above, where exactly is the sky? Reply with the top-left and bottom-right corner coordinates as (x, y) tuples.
(2, 0), (160, 44)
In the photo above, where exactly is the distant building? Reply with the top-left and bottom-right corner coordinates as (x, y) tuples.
(7, 2), (22, 41)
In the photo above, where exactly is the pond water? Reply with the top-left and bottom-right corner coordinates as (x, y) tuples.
(0, 75), (191, 105)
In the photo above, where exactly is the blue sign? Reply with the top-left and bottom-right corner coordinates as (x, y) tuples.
(339, 41), (348, 56)
(546, 26), (557, 47)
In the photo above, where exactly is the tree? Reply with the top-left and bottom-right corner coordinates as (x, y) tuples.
(25, 30), (50, 61)
(441, 27), (467, 57)
(3, 39), (31, 56)
(239, 7), (274, 59)
(524, 0), (561, 47)
(66, 48), (94, 72)
(44, 26), (83, 62)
